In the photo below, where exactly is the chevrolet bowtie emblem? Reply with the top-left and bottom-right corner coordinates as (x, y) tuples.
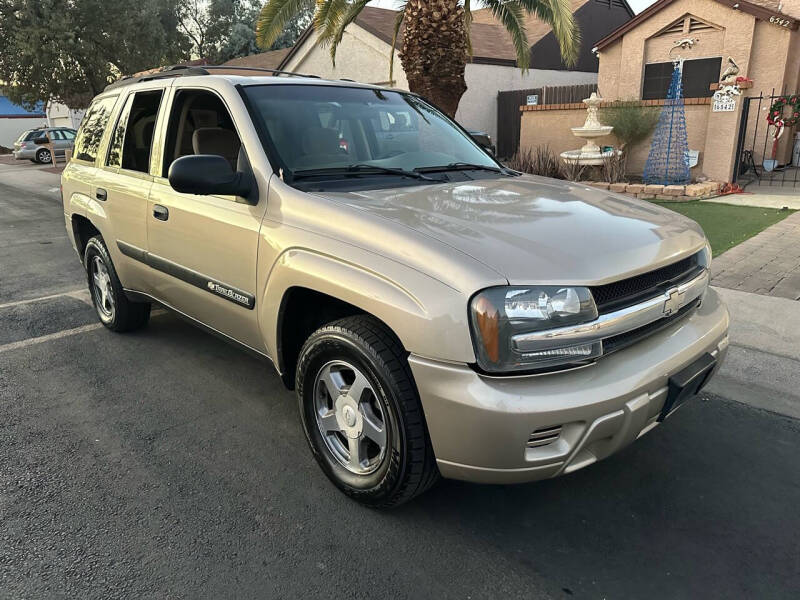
(663, 287), (682, 316)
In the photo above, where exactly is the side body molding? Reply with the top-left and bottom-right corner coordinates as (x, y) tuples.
(260, 248), (477, 372)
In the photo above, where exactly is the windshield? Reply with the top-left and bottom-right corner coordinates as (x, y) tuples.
(243, 84), (498, 182)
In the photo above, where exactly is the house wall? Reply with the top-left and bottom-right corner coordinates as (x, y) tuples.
(574, 0), (800, 182)
(282, 25), (409, 90)
(519, 100), (710, 176)
(461, 64), (597, 140)
(0, 117), (47, 148)
(47, 101), (85, 129)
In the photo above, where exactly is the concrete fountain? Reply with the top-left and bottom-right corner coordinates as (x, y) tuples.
(560, 92), (619, 166)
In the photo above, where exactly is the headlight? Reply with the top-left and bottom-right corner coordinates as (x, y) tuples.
(470, 286), (599, 373)
(700, 242), (712, 269)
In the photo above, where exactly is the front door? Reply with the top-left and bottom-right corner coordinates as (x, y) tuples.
(145, 87), (267, 352)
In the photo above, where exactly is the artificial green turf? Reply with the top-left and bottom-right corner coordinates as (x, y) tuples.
(651, 200), (795, 256)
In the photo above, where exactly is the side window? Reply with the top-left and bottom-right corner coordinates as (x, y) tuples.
(119, 91), (163, 173)
(50, 130), (64, 140)
(107, 94), (135, 169)
(73, 96), (118, 163)
(162, 89), (241, 176)
(61, 129), (76, 140)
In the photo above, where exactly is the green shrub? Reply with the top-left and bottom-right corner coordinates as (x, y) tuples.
(599, 101), (660, 151)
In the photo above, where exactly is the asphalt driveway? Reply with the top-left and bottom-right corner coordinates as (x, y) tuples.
(1, 168), (798, 599)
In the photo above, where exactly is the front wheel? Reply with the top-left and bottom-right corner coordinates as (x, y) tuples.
(84, 235), (150, 332)
(296, 316), (438, 507)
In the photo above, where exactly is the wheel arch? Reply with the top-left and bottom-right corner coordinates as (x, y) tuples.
(262, 248), (475, 389)
(70, 214), (102, 263)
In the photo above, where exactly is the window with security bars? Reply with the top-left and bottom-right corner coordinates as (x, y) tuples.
(642, 57), (722, 99)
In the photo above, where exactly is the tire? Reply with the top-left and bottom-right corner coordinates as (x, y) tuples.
(84, 235), (151, 332)
(296, 315), (439, 508)
(35, 148), (51, 164)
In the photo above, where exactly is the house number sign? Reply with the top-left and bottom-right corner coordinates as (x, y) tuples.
(713, 96), (736, 112)
(769, 15), (794, 28)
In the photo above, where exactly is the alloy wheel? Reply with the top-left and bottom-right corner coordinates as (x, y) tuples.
(91, 255), (115, 321)
(313, 360), (388, 475)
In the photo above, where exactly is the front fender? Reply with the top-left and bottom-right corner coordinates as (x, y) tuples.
(260, 247), (476, 370)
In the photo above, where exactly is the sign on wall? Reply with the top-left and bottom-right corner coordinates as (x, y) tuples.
(526, 95), (539, 106)
(712, 96), (736, 112)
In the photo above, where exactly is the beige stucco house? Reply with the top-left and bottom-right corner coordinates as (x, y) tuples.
(232, 6), (633, 143)
(520, 0), (800, 182)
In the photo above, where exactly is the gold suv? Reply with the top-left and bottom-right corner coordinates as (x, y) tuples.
(62, 67), (729, 507)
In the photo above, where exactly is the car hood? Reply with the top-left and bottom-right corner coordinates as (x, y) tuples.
(319, 175), (707, 285)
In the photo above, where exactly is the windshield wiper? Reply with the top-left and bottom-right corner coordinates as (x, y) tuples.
(414, 162), (505, 174)
(293, 164), (443, 182)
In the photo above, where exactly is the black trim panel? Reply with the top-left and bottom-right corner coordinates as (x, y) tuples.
(117, 240), (255, 309)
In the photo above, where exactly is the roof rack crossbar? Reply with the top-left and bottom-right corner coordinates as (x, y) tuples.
(201, 65), (320, 79)
(104, 63), (320, 92)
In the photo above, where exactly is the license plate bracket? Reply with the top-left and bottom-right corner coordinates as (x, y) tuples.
(658, 352), (716, 421)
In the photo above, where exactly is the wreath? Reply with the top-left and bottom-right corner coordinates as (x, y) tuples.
(766, 95), (800, 128)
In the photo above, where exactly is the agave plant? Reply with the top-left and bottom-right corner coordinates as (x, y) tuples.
(256, 0), (580, 117)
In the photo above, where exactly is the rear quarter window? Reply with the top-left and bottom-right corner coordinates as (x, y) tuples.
(73, 96), (118, 162)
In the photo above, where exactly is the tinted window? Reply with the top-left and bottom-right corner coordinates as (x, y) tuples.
(107, 94), (134, 168)
(50, 130), (64, 140)
(62, 129), (76, 140)
(108, 91), (163, 172)
(244, 85), (495, 175)
(643, 57), (722, 100)
(74, 96), (118, 162)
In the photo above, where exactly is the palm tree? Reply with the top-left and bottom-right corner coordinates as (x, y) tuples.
(256, 0), (580, 118)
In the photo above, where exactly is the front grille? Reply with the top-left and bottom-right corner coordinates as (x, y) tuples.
(602, 298), (700, 356)
(526, 425), (562, 448)
(591, 252), (703, 313)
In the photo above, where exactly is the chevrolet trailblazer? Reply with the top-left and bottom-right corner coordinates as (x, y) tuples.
(62, 66), (729, 507)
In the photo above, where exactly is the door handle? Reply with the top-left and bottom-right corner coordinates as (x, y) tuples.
(96, 188), (107, 201)
(153, 205), (169, 221)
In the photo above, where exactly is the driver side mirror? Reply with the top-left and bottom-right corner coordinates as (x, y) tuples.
(168, 154), (254, 200)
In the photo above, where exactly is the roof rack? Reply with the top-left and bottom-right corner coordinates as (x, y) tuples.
(201, 65), (320, 79)
(104, 63), (319, 92)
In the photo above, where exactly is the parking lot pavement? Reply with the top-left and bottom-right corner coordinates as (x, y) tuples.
(2, 172), (799, 599)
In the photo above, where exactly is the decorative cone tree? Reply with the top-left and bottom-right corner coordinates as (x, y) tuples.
(643, 64), (690, 185)
(255, 0), (580, 118)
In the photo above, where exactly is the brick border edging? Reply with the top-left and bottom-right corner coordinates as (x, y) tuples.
(520, 98), (712, 112)
(581, 180), (722, 202)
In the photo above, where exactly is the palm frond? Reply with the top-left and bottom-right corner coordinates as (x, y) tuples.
(513, 0), (581, 67)
(320, 0), (370, 66)
(389, 2), (407, 84)
(482, 0), (530, 71)
(256, 0), (315, 49)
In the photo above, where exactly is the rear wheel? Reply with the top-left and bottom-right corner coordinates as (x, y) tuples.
(35, 148), (51, 164)
(296, 316), (439, 507)
(84, 235), (150, 332)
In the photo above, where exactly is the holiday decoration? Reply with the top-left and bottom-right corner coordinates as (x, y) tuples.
(766, 95), (800, 128)
(643, 64), (690, 185)
(765, 95), (800, 168)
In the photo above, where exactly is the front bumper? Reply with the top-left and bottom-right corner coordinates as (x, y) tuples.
(409, 287), (729, 484)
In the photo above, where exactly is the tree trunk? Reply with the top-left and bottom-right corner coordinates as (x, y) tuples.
(399, 0), (468, 119)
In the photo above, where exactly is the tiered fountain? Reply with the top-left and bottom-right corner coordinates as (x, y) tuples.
(560, 92), (619, 166)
